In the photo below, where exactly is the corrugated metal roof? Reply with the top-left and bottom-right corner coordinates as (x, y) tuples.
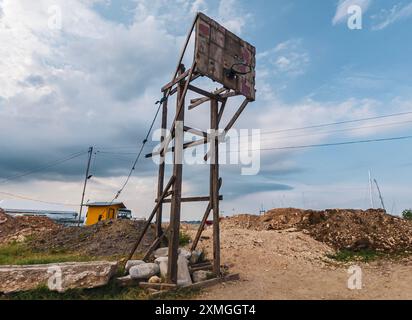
(86, 202), (126, 208)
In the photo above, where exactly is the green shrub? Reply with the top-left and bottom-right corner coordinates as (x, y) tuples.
(402, 209), (412, 221)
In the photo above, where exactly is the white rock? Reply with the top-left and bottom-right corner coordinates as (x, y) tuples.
(192, 270), (213, 283)
(155, 257), (169, 278)
(179, 248), (191, 260)
(177, 255), (192, 287)
(189, 250), (202, 264)
(148, 276), (161, 284)
(0, 261), (118, 294)
(154, 247), (169, 258)
(125, 260), (145, 272)
(129, 263), (160, 280)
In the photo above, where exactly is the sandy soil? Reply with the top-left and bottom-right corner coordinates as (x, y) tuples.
(186, 225), (412, 300)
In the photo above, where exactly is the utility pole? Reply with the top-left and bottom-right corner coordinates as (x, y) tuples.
(78, 146), (93, 226)
(374, 179), (386, 211)
(368, 170), (374, 209)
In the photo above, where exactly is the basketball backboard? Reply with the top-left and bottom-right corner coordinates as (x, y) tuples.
(194, 13), (256, 101)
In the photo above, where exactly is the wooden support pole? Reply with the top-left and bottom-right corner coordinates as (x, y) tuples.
(217, 99), (227, 125)
(126, 176), (176, 262)
(143, 227), (170, 261)
(191, 178), (222, 252)
(155, 93), (168, 240)
(210, 98), (221, 276)
(167, 66), (186, 284)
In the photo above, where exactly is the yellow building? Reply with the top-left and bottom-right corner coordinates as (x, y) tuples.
(85, 202), (126, 226)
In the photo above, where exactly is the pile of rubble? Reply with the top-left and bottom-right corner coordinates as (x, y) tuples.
(0, 209), (60, 244)
(223, 208), (412, 253)
(31, 219), (156, 257)
(118, 247), (211, 288)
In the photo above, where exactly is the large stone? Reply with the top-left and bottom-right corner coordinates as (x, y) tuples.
(0, 261), (118, 294)
(179, 248), (191, 260)
(189, 250), (202, 265)
(154, 247), (169, 258)
(155, 256), (193, 287)
(192, 270), (213, 283)
(125, 260), (145, 272)
(129, 263), (159, 280)
(177, 255), (192, 287)
(155, 257), (168, 278)
(148, 276), (161, 284)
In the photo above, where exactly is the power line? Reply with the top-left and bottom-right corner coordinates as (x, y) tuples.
(109, 99), (164, 202)
(0, 190), (78, 207)
(95, 110), (412, 151)
(254, 135), (412, 152)
(0, 150), (87, 184)
(257, 119), (412, 143)
(257, 110), (412, 136)
(96, 118), (412, 155)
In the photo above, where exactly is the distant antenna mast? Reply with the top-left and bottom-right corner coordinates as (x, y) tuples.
(374, 179), (386, 211)
(368, 170), (374, 209)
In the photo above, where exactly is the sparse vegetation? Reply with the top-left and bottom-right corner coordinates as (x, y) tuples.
(402, 209), (412, 221)
(327, 249), (384, 263)
(0, 242), (96, 266)
(0, 281), (200, 301)
(179, 231), (191, 246)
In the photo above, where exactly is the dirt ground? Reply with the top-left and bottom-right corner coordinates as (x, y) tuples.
(187, 225), (412, 300)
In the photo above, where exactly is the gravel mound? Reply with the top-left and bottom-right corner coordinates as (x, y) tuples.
(30, 219), (156, 257)
(223, 208), (412, 253)
(0, 209), (60, 244)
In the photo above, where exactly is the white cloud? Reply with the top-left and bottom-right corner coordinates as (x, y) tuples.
(371, 2), (412, 30)
(332, 0), (372, 25)
(257, 39), (310, 79)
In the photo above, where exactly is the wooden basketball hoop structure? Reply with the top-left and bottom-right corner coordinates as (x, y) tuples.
(127, 12), (256, 285)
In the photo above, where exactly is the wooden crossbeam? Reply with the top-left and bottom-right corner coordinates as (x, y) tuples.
(160, 195), (223, 204)
(188, 88), (226, 110)
(161, 69), (191, 92)
(224, 98), (250, 132)
(188, 85), (224, 102)
(143, 226), (170, 261)
(126, 175), (176, 262)
(184, 126), (209, 138)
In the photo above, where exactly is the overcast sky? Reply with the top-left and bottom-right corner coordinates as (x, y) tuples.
(1, 0), (412, 219)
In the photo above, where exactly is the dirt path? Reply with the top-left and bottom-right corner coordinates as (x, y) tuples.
(187, 226), (412, 300)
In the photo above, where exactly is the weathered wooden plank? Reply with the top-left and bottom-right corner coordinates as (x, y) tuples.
(188, 88), (226, 110)
(224, 98), (249, 132)
(183, 274), (240, 290)
(161, 69), (191, 92)
(160, 195), (223, 204)
(184, 126), (209, 139)
(167, 67), (186, 285)
(188, 85), (224, 102)
(155, 93), (168, 240)
(210, 98), (221, 276)
(126, 175), (176, 262)
(191, 178), (222, 252)
(139, 282), (177, 290)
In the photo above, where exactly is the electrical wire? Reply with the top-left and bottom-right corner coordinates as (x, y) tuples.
(109, 99), (164, 202)
(0, 190), (78, 207)
(0, 151), (88, 184)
